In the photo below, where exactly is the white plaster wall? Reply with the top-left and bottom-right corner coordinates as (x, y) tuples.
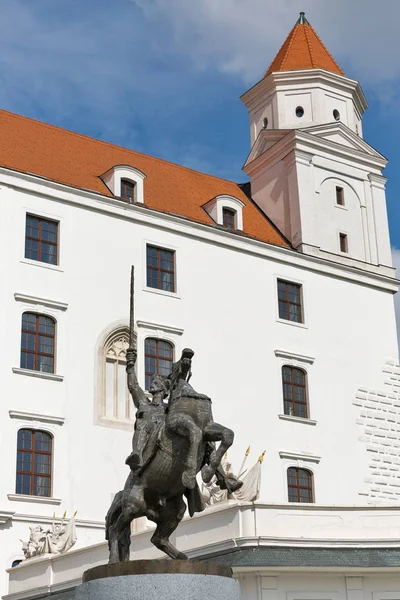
(0, 179), (398, 596)
(249, 76), (362, 141)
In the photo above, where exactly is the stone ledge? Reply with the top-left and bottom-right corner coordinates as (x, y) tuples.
(83, 560), (232, 583)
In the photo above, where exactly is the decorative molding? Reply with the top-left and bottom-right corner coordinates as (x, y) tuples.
(278, 414), (317, 426)
(10, 513), (104, 528)
(12, 368), (64, 382)
(136, 320), (184, 336)
(7, 494), (62, 505)
(8, 410), (65, 426)
(279, 451), (321, 463)
(14, 293), (68, 311)
(274, 349), (315, 364)
(0, 510), (15, 524)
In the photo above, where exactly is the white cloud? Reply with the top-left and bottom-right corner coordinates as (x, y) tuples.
(132, 0), (400, 86)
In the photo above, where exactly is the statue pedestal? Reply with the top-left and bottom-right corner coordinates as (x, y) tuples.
(75, 560), (240, 600)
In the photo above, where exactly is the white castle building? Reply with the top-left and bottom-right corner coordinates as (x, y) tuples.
(1, 11), (400, 600)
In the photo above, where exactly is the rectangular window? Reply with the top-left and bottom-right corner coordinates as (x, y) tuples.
(146, 245), (175, 293)
(277, 280), (303, 323)
(222, 208), (236, 230)
(25, 215), (58, 265)
(121, 179), (135, 203)
(339, 233), (348, 253)
(336, 186), (344, 206)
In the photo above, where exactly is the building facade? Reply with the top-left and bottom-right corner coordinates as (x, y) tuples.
(1, 12), (400, 600)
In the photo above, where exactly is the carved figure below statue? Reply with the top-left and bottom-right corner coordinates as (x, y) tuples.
(21, 513), (77, 559)
(201, 448), (266, 506)
(105, 267), (243, 563)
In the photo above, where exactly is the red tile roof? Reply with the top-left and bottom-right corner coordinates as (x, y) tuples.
(0, 109), (288, 248)
(265, 14), (344, 77)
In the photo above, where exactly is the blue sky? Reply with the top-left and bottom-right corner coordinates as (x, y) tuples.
(1, 0), (399, 247)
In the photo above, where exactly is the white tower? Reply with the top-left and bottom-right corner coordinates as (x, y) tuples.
(242, 13), (392, 273)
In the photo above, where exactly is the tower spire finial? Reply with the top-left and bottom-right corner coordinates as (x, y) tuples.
(297, 12), (310, 25)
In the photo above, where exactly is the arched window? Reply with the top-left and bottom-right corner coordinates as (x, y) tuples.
(145, 338), (174, 390)
(222, 208), (237, 230)
(282, 366), (308, 418)
(102, 328), (131, 421)
(20, 313), (56, 373)
(121, 179), (136, 203)
(287, 467), (313, 503)
(16, 429), (52, 497)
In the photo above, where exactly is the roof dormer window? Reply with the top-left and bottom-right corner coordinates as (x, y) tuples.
(202, 195), (245, 231)
(101, 165), (146, 204)
(121, 179), (136, 204)
(222, 208), (236, 230)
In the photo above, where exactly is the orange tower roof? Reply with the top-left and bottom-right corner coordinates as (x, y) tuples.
(265, 12), (344, 77)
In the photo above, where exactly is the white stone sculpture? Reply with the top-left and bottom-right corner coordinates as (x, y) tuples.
(201, 448), (265, 506)
(21, 513), (77, 560)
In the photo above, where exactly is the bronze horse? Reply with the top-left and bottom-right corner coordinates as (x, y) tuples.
(106, 349), (238, 563)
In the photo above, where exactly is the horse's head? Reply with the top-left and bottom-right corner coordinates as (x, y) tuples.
(177, 348), (194, 380)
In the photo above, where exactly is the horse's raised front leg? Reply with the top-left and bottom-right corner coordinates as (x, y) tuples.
(150, 496), (188, 560)
(201, 422), (234, 484)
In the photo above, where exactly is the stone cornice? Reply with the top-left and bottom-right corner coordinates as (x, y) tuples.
(136, 321), (184, 336)
(8, 410), (65, 425)
(279, 451), (321, 463)
(14, 293), (68, 311)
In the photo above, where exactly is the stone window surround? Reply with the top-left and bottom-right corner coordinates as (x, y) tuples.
(20, 206), (64, 270)
(13, 294), (67, 380)
(274, 349), (315, 422)
(274, 274), (308, 329)
(96, 324), (131, 430)
(143, 238), (180, 299)
(137, 320), (184, 391)
(279, 451), (320, 503)
(8, 411), (64, 504)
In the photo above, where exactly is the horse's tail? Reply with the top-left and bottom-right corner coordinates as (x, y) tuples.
(105, 490), (132, 560)
(105, 490), (123, 542)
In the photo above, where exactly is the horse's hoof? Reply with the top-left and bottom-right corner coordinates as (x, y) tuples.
(201, 465), (213, 484)
(182, 471), (196, 490)
(176, 552), (189, 560)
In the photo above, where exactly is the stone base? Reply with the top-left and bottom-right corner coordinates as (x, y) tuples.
(75, 560), (241, 600)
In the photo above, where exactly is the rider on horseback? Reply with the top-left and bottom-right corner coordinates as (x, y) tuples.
(125, 348), (169, 471)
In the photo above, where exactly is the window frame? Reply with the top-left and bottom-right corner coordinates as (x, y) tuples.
(222, 207), (237, 230)
(335, 186), (345, 206)
(120, 179), (136, 204)
(277, 279), (304, 325)
(15, 428), (53, 497)
(25, 214), (59, 266)
(20, 312), (56, 374)
(282, 366), (308, 419)
(144, 337), (174, 391)
(339, 232), (348, 253)
(287, 467), (314, 503)
(146, 244), (176, 294)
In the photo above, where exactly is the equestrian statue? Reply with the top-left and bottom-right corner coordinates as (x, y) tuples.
(106, 267), (242, 563)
